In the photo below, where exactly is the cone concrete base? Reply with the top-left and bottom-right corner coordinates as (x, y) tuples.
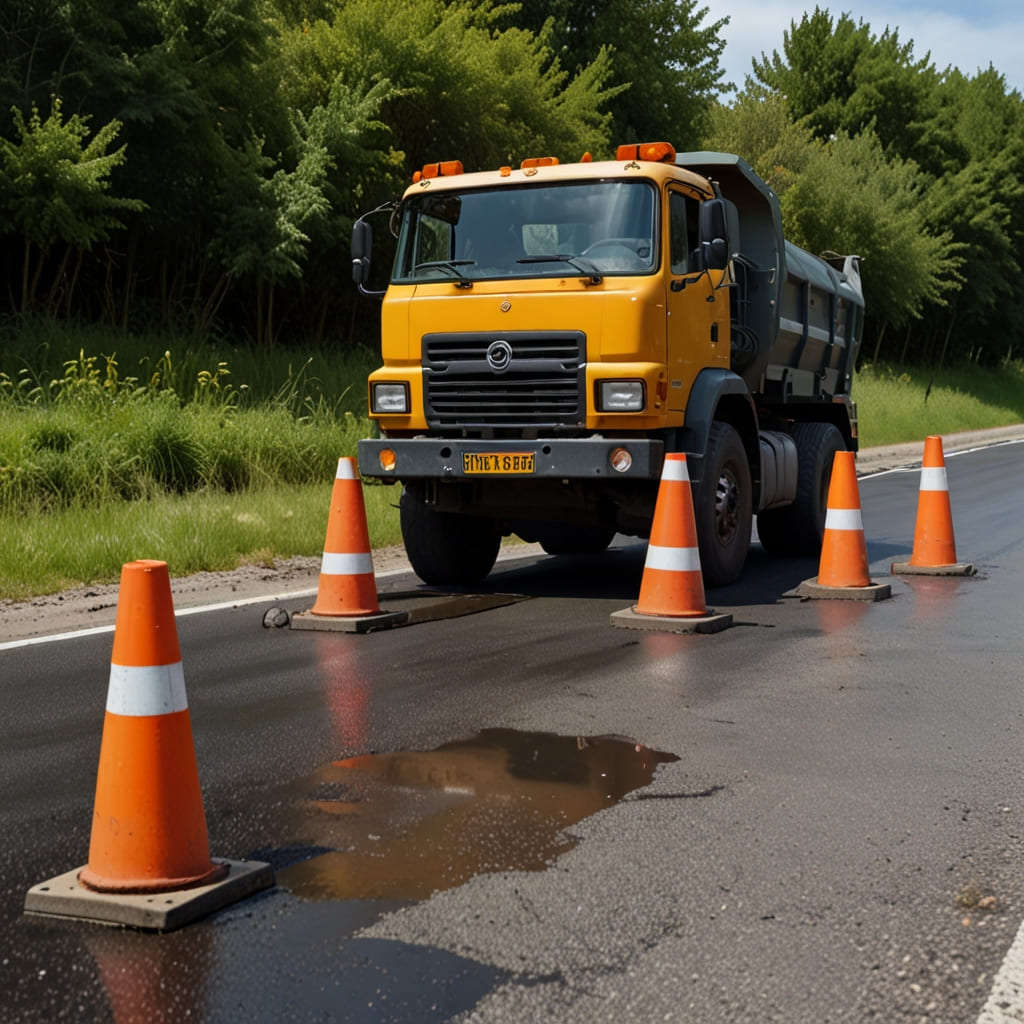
(793, 578), (892, 602)
(610, 606), (733, 634)
(289, 609), (409, 633)
(891, 561), (975, 577)
(24, 858), (274, 932)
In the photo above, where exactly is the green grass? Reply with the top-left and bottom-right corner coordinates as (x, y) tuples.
(0, 480), (403, 601)
(0, 316), (379, 414)
(0, 317), (1021, 600)
(0, 318), (401, 600)
(854, 360), (1024, 447)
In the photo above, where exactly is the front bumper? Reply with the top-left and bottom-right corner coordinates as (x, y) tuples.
(357, 437), (666, 481)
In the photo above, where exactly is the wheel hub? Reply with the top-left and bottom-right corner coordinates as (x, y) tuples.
(714, 468), (740, 544)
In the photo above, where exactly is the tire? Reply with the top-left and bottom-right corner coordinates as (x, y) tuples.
(694, 421), (752, 587)
(533, 523), (616, 557)
(756, 422), (845, 556)
(399, 484), (500, 585)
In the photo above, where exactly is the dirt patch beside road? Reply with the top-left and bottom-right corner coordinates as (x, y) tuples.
(0, 546), (421, 645)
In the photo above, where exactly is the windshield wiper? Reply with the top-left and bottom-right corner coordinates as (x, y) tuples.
(414, 259), (474, 288)
(516, 253), (603, 285)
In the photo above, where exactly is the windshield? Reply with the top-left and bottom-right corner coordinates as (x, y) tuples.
(392, 180), (657, 284)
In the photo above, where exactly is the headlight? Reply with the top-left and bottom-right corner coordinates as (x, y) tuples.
(597, 380), (645, 412)
(371, 382), (410, 414)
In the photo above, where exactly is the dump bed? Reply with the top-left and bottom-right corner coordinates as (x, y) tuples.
(677, 152), (864, 402)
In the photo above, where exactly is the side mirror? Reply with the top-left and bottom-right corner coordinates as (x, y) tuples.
(351, 219), (372, 284)
(699, 199), (732, 271)
(705, 237), (729, 271)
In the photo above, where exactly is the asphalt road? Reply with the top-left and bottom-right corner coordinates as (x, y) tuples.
(2, 436), (1024, 1023)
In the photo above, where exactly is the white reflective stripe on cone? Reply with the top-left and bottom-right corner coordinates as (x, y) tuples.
(660, 459), (690, 483)
(919, 466), (949, 491)
(320, 551), (375, 575)
(335, 459), (358, 480)
(106, 662), (188, 716)
(824, 507), (864, 531)
(644, 543), (702, 573)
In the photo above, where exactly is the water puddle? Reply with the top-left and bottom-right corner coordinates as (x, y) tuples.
(276, 729), (678, 902)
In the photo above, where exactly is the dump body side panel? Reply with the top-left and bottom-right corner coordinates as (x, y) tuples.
(675, 151), (864, 407)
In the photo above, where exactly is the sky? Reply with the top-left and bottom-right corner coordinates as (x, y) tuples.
(710, 0), (1024, 97)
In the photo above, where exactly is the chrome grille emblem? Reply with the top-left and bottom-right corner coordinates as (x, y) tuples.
(486, 339), (513, 372)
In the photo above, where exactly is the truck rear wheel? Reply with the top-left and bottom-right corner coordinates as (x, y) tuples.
(399, 484), (501, 585)
(694, 421), (752, 587)
(756, 422), (845, 556)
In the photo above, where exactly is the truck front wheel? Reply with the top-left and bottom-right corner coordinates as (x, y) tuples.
(694, 421), (752, 587)
(399, 484), (501, 586)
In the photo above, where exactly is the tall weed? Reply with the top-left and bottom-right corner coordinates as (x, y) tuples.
(0, 333), (373, 514)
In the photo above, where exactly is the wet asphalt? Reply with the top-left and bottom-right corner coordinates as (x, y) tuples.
(2, 438), (1024, 1022)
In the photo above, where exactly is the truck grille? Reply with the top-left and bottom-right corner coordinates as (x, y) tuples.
(422, 331), (585, 428)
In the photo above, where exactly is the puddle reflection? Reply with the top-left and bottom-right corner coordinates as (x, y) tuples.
(85, 927), (215, 1024)
(313, 633), (372, 748)
(277, 729), (678, 901)
(811, 598), (873, 635)
(900, 574), (970, 624)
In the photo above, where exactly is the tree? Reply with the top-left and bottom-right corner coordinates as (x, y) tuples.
(911, 69), (1024, 364)
(702, 91), (813, 197)
(267, 0), (619, 343)
(280, 0), (617, 171)
(779, 130), (960, 345)
(750, 8), (940, 167)
(0, 99), (144, 313)
(496, 0), (730, 147)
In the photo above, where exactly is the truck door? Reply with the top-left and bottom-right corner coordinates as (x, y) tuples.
(665, 188), (729, 413)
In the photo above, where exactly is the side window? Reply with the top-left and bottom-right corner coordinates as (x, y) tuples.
(669, 191), (699, 275)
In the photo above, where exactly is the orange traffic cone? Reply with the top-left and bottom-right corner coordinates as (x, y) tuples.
(311, 457), (381, 616)
(78, 560), (225, 893)
(817, 451), (870, 588)
(24, 560), (274, 928)
(611, 454), (732, 633)
(892, 436), (974, 576)
(796, 451), (890, 601)
(290, 458), (407, 632)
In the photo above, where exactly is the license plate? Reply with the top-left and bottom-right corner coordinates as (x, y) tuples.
(463, 451), (535, 475)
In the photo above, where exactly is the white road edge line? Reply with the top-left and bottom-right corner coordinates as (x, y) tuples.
(858, 437), (1024, 481)
(0, 547), (541, 652)
(0, 587), (319, 652)
(977, 920), (1024, 1022)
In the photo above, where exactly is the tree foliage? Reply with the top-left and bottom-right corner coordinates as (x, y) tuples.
(0, 0), (618, 345)
(0, 0), (1022, 367)
(781, 131), (961, 329)
(0, 99), (144, 313)
(502, 0), (730, 146)
(739, 7), (1024, 365)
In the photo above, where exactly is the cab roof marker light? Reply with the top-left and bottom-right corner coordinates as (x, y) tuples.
(412, 159), (464, 183)
(615, 142), (676, 164)
(520, 156), (559, 169)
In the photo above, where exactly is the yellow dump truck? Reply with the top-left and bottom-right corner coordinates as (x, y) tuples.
(354, 143), (864, 587)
